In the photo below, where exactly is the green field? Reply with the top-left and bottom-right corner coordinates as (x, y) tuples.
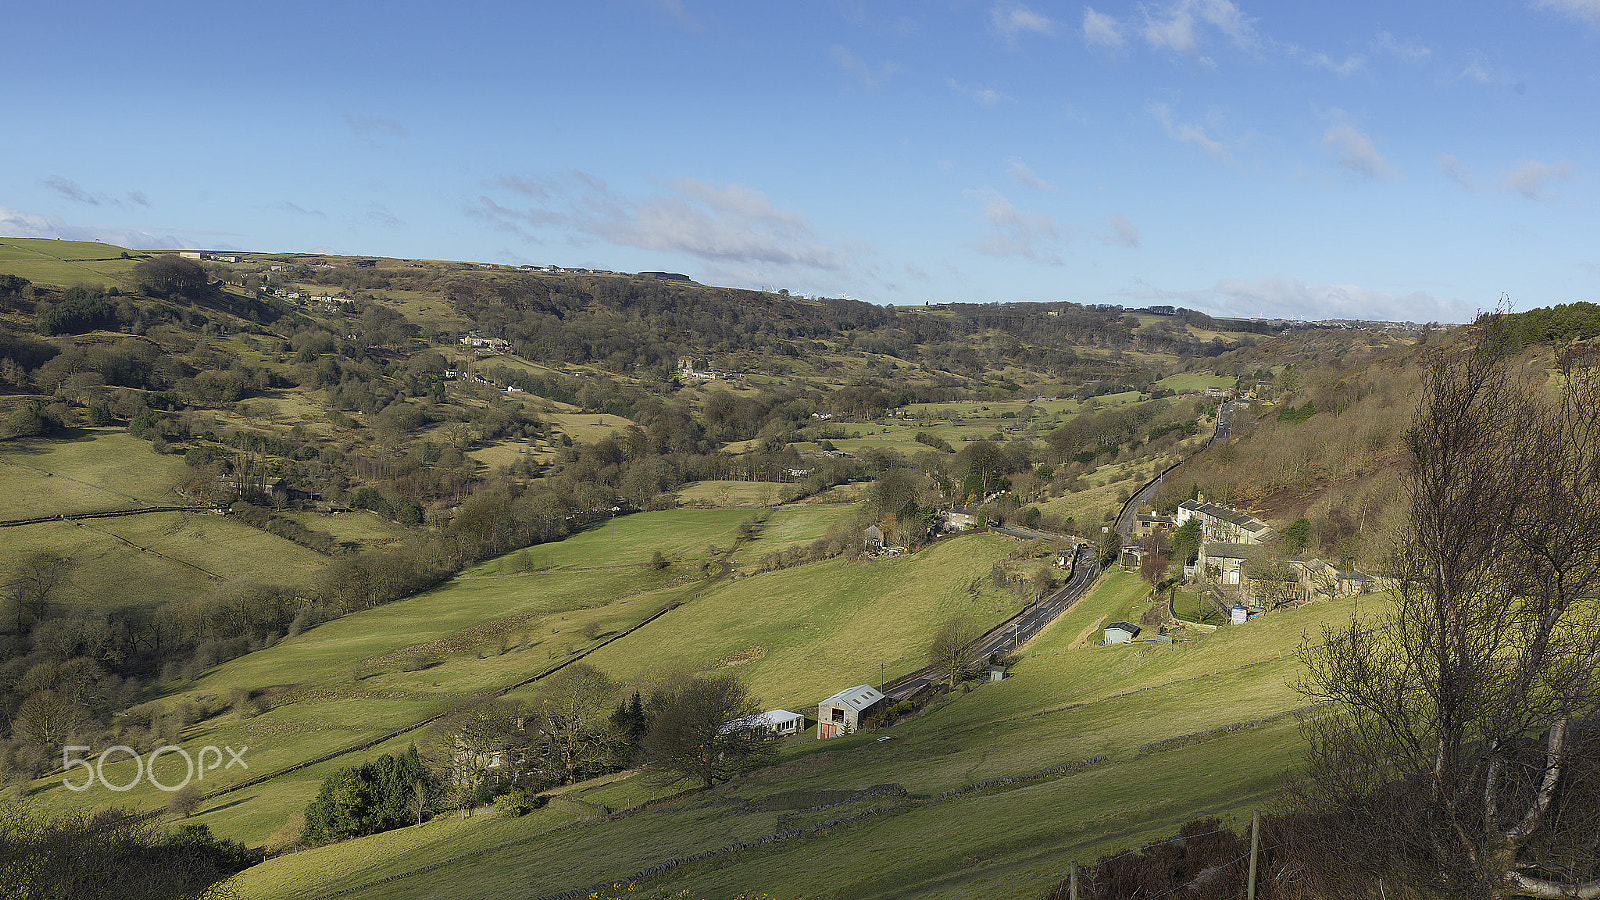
(0, 238), (140, 285)
(726, 504), (850, 570)
(0, 429), (190, 515)
(228, 571), (1380, 900)
(675, 480), (790, 508)
(25, 511), (1018, 844)
(567, 532), (1020, 711)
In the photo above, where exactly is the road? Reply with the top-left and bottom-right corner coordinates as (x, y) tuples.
(1115, 399), (1235, 539)
(883, 544), (1099, 701)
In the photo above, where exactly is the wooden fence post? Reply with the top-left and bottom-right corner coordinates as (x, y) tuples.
(1069, 862), (1078, 900)
(1247, 810), (1260, 900)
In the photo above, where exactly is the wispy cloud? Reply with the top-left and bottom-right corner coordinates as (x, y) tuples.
(1122, 274), (1475, 323)
(364, 203), (404, 228)
(45, 176), (104, 205)
(831, 45), (904, 88)
(345, 114), (408, 139)
(1108, 214), (1140, 247)
(0, 205), (197, 250)
(1149, 102), (1229, 162)
(127, 190), (151, 208)
(471, 171), (855, 273)
(990, 3), (1054, 40)
(1006, 158), (1055, 192)
(1436, 154), (1476, 191)
(1321, 119), (1397, 180)
(1499, 159), (1572, 200)
(643, 0), (704, 32)
(1536, 0), (1600, 27)
(1139, 0), (1258, 64)
(948, 78), (1016, 107)
(1371, 30), (1430, 63)
(270, 200), (328, 218)
(1082, 7), (1124, 49)
(1307, 51), (1365, 77)
(965, 188), (1067, 263)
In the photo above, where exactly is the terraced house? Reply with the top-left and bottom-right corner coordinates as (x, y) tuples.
(1175, 498), (1275, 545)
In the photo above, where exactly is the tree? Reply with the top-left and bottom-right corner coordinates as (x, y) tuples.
(533, 662), (617, 785)
(640, 674), (771, 788)
(0, 804), (250, 900)
(928, 614), (985, 687)
(166, 784), (202, 819)
(1280, 516), (1312, 555)
(131, 256), (208, 300)
(1299, 347), (1600, 899)
(1170, 518), (1201, 568)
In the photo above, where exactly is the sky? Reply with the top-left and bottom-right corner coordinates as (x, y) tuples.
(3, 1), (1597, 323)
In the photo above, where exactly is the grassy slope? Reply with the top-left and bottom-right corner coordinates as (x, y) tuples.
(0, 429), (190, 514)
(0, 238), (139, 285)
(23, 513), (1017, 847)
(0, 430), (331, 607)
(230, 571), (1378, 900)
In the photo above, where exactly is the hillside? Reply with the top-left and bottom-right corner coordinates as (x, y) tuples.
(1, 238), (1445, 898)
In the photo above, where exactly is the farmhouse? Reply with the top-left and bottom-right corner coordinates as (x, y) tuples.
(817, 684), (886, 739)
(944, 505), (981, 531)
(864, 525), (885, 552)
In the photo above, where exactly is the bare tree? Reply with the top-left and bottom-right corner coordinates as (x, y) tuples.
(928, 615), (985, 687)
(1299, 347), (1600, 899)
(533, 662), (617, 785)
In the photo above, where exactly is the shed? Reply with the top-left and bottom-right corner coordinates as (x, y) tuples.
(720, 709), (805, 738)
(1104, 622), (1141, 644)
(817, 684), (886, 739)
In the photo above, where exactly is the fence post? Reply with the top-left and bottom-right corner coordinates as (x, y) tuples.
(1069, 862), (1078, 900)
(1247, 810), (1260, 900)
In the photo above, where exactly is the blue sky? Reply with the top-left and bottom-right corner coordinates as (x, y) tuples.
(3, 1), (1596, 322)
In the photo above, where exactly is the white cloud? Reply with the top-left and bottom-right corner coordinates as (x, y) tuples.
(1499, 159), (1572, 200)
(991, 3), (1054, 39)
(1321, 122), (1397, 180)
(1140, 0), (1257, 62)
(1124, 274), (1476, 323)
(1149, 102), (1229, 162)
(1307, 52), (1365, 77)
(1436, 154), (1476, 191)
(471, 172), (854, 272)
(1006, 158), (1056, 192)
(1536, 0), (1600, 26)
(965, 188), (1067, 263)
(948, 78), (1016, 107)
(1082, 7), (1125, 49)
(0, 206), (197, 250)
(831, 45), (904, 88)
(1371, 30), (1430, 63)
(1458, 59), (1493, 84)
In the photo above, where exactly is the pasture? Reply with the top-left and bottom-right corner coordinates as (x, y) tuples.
(231, 571), (1380, 900)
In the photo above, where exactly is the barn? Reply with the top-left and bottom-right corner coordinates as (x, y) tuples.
(816, 684), (886, 738)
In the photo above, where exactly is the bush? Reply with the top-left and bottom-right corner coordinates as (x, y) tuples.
(493, 788), (547, 817)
